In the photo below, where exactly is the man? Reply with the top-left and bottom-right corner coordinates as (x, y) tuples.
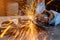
(36, 0), (60, 26)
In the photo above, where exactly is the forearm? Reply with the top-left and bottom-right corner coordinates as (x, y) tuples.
(49, 10), (58, 14)
(38, 0), (45, 4)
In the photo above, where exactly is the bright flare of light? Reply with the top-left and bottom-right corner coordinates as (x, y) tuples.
(8, 0), (48, 40)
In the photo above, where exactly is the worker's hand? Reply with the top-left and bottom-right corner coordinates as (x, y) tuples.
(36, 2), (45, 14)
(49, 10), (58, 14)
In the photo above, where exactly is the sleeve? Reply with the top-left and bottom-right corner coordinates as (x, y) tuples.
(49, 18), (55, 25)
(49, 10), (60, 25)
(55, 13), (60, 25)
(49, 10), (56, 25)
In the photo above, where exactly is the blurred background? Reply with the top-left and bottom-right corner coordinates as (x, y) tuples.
(0, 0), (60, 16)
(0, 0), (60, 40)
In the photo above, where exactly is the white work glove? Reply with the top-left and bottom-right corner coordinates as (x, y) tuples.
(36, 2), (46, 14)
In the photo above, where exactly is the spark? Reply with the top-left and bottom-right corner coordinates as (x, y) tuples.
(0, 0), (48, 40)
